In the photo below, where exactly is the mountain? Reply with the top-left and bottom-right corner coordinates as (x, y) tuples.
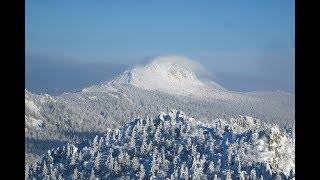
(25, 56), (294, 166)
(112, 56), (226, 98)
(26, 110), (295, 179)
(83, 56), (294, 102)
(79, 56), (294, 128)
(83, 56), (235, 100)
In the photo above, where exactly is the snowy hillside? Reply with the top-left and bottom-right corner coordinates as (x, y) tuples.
(112, 56), (227, 98)
(25, 56), (294, 165)
(83, 56), (294, 102)
(25, 90), (55, 130)
(79, 56), (294, 127)
(83, 56), (235, 100)
(26, 110), (295, 179)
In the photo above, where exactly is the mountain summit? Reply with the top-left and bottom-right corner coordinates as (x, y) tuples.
(84, 56), (228, 98)
(112, 56), (225, 94)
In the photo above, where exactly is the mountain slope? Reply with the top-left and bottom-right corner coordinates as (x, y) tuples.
(113, 56), (225, 96)
(26, 110), (295, 179)
(25, 56), (294, 165)
(79, 56), (294, 128)
(83, 56), (234, 100)
(83, 56), (294, 103)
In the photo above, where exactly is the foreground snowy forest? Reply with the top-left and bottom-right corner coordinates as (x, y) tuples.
(25, 83), (294, 165)
(26, 110), (295, 179)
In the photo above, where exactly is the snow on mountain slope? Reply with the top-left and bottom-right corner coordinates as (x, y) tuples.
(83, 56), (237, 100)
(113, 56), (222, 91)
(25, 90), (55, 130)
(25, 99), (40, 114)
(83, 56), (294, 107)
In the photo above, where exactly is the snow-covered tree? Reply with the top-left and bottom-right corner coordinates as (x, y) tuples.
(72, 167), (79, 180)
(138, 164), (146, 180)
(250, 169), (257, 180)
(89, 168), (97, 180)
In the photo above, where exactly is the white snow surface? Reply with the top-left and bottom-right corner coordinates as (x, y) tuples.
(25, 115), (43, 129)
(210, 114), (295, 177)
(84, 56), (237, 100)
(25, 90), (54, 130)
(25, 99), (40, 114)
(81, 56), (295, 110)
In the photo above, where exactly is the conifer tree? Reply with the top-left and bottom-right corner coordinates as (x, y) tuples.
(224, 169), (232, 180)
(250, 169), (257, 180)
(106, 153), (114, 170)
(94, 151), (102, 171)
(72, 167), (79, 180)
(259, 175), (264, 180)
(213, 174), (218, 180)
(89, 168), (97, 180)
(132, 157), (140, 171)
(138, 164), (146, 180)
(25, 165), (30, 180)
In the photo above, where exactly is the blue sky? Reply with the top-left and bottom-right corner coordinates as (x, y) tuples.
(26, 0), (294, 92)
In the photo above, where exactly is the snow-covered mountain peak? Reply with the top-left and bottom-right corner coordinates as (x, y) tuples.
(143, 56), (199, 81)
(103, 56), (226, 97)
(114, 56), (202, 84)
